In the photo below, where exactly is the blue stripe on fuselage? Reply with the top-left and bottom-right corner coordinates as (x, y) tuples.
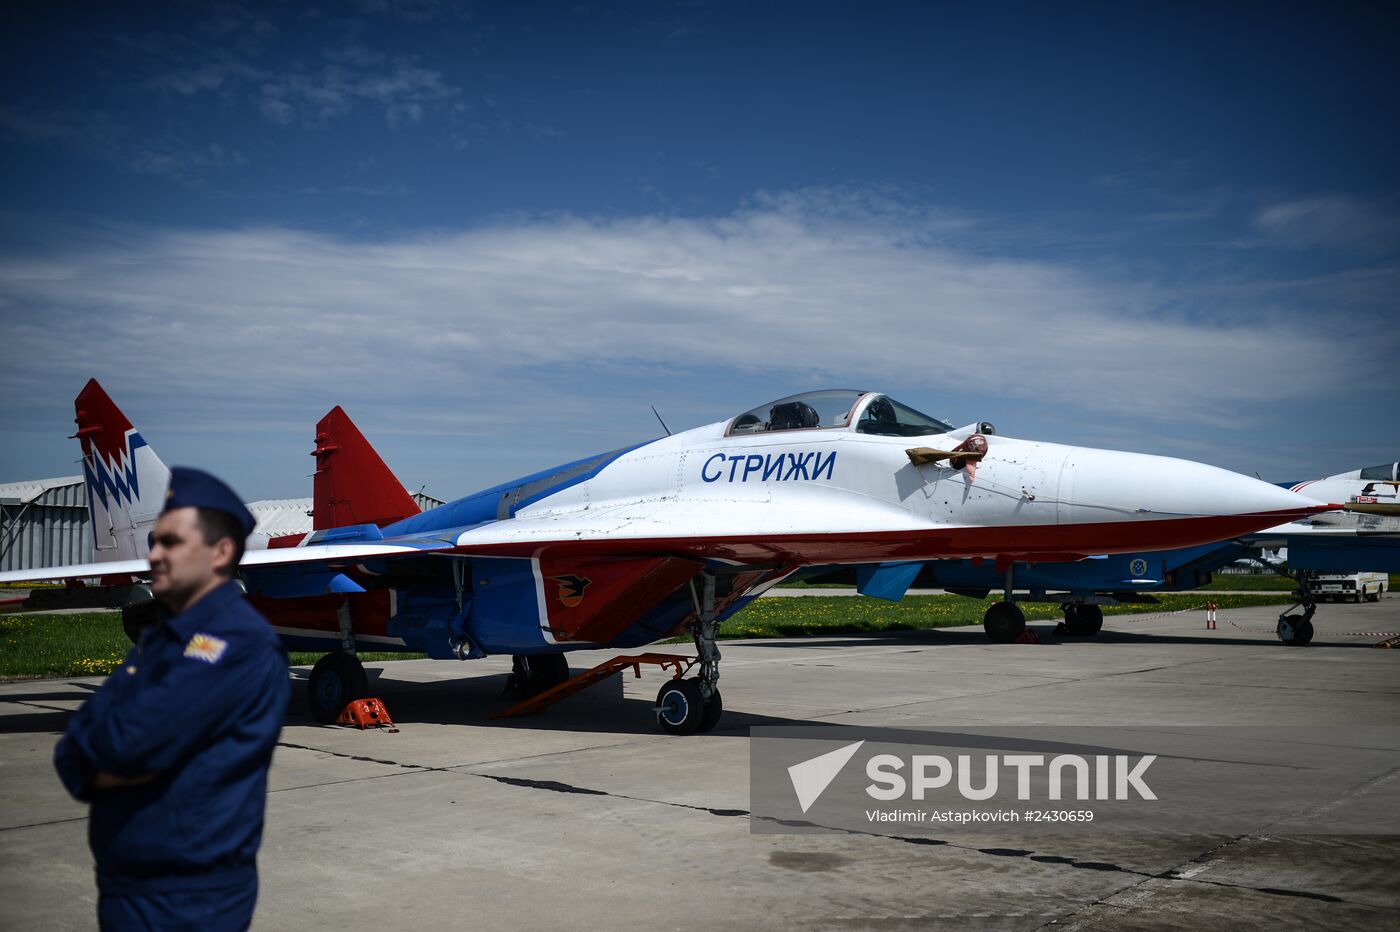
(380, 440), (656, 537)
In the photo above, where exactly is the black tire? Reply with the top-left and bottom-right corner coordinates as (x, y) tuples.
(1279, 615), (1314, 646)
(655, 678), (705, 735)
(1065, 604), (1104, 637)
(308, 652), (369, 724)
(696, 682), (723, 733)
(508, 653), (570, 696)
(983, 601), (1026, 643)
(120, 600), (163, 644)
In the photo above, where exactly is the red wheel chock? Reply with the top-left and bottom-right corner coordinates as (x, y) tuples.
(336, 697), (398, 732)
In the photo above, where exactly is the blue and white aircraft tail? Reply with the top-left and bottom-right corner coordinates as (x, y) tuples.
(74, 379), (170, 564)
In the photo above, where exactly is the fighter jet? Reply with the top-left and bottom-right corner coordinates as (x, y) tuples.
(0, 384), (1335, 733)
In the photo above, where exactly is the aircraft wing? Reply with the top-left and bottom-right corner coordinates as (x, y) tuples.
(0, 540), (461, 586)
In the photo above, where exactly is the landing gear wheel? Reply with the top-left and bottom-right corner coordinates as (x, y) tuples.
(696, 682), (723, 733)
(1278, 615), (1315, 646)
(1064, 604), (1103, 637)
(655, 678), (705, 735)
(983, 601), (1026, 643)
(308, 652), (369, 724)
(507, 654), (570, 696)
(120, 600), (162, 644)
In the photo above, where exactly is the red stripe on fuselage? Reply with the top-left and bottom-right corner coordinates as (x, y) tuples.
(442, 506), (1334, 565)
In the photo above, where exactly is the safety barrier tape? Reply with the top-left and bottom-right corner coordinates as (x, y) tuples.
(1225, 619), (1400, 637)
(1057, 605), (1400, 639)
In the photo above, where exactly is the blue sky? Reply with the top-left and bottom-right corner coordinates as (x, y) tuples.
(2, 1), (1396, 501)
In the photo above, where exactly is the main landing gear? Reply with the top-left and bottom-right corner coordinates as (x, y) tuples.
(655, 573), (725, 734)
(308, 652), (368, 724)
(982, 601), (1026, 643)
(981, 562), (1108, 642)
(506, 653), (571, 696)
(307, 599), (368, 724)
(1062, 603), (1104, 637)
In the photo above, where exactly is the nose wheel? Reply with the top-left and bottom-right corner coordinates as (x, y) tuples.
(654, 677), (723, 734)
(1277, 600), (1316, 646)
(654, 572), (726, 734)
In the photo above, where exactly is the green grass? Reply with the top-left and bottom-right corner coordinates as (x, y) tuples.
(287, 651), (425, 666)
(0, 591), (1303, 680)
(701, 592), (1297, 640)
(0, 612), (134, 680)
(0, 611), (424, 681)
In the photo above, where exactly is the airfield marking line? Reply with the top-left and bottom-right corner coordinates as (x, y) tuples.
(0, 815), (89, 833)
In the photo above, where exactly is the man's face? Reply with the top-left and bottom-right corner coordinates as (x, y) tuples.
(148, 507), (231, 611)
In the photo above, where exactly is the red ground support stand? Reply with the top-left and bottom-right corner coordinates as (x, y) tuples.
(1013, 629), (1040, 644)
(493, 652), (694, 719)
(336, 697), (398, 732)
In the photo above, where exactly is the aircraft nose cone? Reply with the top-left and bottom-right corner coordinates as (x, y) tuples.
(1059, 448), (1332, 535)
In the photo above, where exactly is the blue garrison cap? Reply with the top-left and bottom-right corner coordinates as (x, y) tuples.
(162, 467), (256, 537)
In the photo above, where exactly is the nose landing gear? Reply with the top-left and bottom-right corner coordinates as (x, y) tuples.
(1277, 608), (1315, 646)
(655, 573), (725, 733)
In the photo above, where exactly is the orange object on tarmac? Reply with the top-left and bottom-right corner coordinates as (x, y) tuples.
(336, 697), (397, 731)
(1013, 629), (1040, 644)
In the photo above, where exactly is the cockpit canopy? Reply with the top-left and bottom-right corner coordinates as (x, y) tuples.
(727, 390), (953, 437)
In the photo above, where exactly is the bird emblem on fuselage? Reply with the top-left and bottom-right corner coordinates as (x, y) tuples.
(550, 574), (592, 608)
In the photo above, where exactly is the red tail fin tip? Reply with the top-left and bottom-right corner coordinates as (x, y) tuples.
(312, 407), (421, 530)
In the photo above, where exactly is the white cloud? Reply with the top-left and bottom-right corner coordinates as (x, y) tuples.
(1, 191), (1387, 433)
(257, 62), (458, 126)
(1254, 195), (1400, 253)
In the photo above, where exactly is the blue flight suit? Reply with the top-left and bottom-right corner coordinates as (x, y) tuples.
(55, 580), (290, 931)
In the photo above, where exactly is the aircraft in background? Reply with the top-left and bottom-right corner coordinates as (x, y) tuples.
(893, 462), (1399, 645)
(0, 383), (1336, 732)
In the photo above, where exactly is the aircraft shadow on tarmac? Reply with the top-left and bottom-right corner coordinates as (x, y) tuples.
(0, 710), (72, 735)
(282, 670), (808, 735)
(0, 685), (100, 735)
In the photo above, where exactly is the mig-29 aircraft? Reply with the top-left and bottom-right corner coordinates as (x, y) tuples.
(0, 382), (1336, 733)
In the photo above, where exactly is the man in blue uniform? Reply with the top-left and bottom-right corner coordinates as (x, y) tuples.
(55, 467), (290, 931)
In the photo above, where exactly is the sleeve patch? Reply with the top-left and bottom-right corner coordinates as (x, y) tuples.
(184, 633), (228, 664)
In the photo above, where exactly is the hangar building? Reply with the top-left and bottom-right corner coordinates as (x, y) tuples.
(0, 476), (444, 573)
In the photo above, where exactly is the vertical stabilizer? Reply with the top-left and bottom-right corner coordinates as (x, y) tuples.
(312, 407), (421, 530)
(73, 379), (171, 561)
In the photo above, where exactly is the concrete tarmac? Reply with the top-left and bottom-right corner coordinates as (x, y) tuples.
(2, 600), (1398, 930)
